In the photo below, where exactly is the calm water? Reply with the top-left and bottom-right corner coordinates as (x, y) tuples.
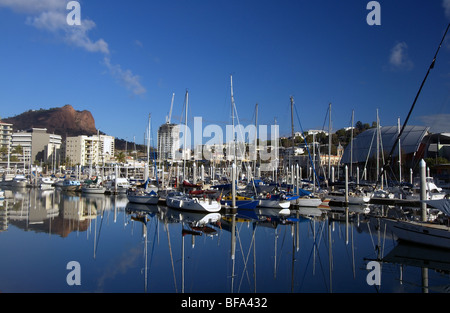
(1, 187), (449, 293)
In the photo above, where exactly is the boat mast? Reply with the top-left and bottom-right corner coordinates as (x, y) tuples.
(376, 109), (380, 181)
(398, 117), (402, 182)
(167, 93), (175, 124)
(183, 90), (188, 182)
(328, 103), (332, 182)
(290, 96), (295, 178)
(254, 103), (258, 177)
(290, 96), (295, 148)
(147, 113), (151, 166)
(230, 75), (237, 166)
(350, 109), (354, 179)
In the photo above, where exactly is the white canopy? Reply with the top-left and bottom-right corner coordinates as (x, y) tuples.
(340, 125), (430, 164)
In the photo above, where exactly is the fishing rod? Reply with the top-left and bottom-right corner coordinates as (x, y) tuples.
(375, 22), (450, 190)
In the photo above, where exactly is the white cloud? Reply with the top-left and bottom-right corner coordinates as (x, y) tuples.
(0, 0), (65, 14)
(389, 42), (414, 70)
(26, 10), (66, 31)
(444, 0), (450, 19)
(0, 0), (146, 95)
(25, 7), (110, 55)
(103, 57), (146, 96)
(65, 20), (110, 54)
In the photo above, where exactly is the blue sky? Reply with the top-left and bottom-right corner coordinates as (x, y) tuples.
(0, 0), (449, 147)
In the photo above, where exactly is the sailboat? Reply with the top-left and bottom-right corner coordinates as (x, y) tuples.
(165, 90), (221, 213)
(257, 193), (291, 209)
(127, 114), (160, 205)
(405, 176), (447, 201)
(388, 198), (450, 250)
(327, 189), (371, 206)
(39, 176), (56, 190)
(11, 174), (28, 188)
(166, 191), (221, 213)
(389, 217), (450, 250)
(60, 178), (81, 191)
(82, 176), (106, 194)
(381, 23), (450, 250)
(296, 193), (323, 207)
(220, 193), (259, 209)
(127, 187), (159, 205)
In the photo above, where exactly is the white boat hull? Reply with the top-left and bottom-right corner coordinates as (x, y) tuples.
(166, 195), (221, 213)
(391, 220), (450, 249)
(127, 194), (159, 205)
(296, 197), (323, 207)
(82, 186), (106, 194)
(328, 194), (371, 205)
(406, 193), (447, 201)
(12, 181), (27, 188)
(40, 183), (55, 190)
(257, 199), (291, 209)
(39, 177), (55, 188)
(108, 186), (128, 194)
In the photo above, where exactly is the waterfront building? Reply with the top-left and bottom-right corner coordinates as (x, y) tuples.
(65, 134), (115, 166)
(11, 128), (62, 165)
(340, 125), (430, 181)
(306, 129), (329, 137)
(0, 121), (13, 159)
(157, 123), (180, 162)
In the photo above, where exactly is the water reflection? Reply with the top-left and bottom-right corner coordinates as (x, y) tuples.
(1, 188), (127, 236)
(0, 188), (449, 293)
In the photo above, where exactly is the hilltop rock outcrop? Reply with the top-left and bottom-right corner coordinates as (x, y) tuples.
(3, 104), (97, 139)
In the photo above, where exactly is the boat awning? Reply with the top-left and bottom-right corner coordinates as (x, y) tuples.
(425, 199), (450, 216)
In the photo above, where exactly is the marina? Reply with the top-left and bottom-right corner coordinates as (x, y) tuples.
(0, 186), (450, 293)
(0, 1), (449, 297)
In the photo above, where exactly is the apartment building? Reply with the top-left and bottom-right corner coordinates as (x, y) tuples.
(65, 134), (115, 166)
(157, 123), (180, 161)
(0, 121), (13, 154)
(11, 128), (62, 164)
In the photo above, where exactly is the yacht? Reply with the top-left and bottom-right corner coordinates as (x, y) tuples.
(166, 191), (221, 213)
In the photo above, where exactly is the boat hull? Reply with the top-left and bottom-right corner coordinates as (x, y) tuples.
(166, 195), (221, 213)
(296, 197), (323, 207)
(127, 194), (159, 205)
(221, 199), (259, 209)
(82, 187), (106, 194)
(257, 199), (291, 209)
(60, 180), (81, 192)
(391, 220), (450, 250)
(328, 194), (371, 206)
(11, 181), (27, 188)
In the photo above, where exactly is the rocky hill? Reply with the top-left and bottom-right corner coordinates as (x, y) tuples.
(2, 104), (97, 139)
(2, 105), (145, 151)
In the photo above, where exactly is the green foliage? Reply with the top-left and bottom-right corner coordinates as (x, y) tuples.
(425, 157), (449, 166)
(281, 120), (377, 152)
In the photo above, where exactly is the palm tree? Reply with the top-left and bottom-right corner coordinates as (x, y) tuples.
(116, 151), (126, 164)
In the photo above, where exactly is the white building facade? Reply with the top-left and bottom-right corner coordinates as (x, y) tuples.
(157, 123), (180, 161)
(11, 128), (62, 165)
(0, 121), (13, 156)
(65, 134), (115, 166)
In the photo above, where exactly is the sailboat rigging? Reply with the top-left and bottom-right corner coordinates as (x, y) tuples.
(375, 23), (450, 189)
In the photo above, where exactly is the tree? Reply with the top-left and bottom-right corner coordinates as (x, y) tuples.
(355, 121), (364, 132)
(12, 145), (23, 155)
(0, 146), (8, 160)
(116, 151), (126, 163)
